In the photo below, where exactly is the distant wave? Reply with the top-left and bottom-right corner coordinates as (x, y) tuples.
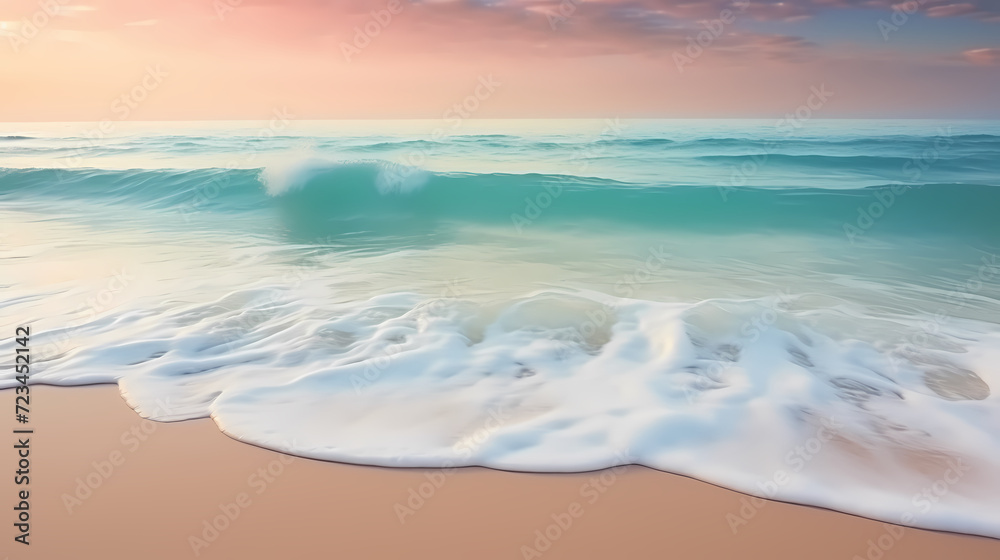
(6, 159), (997, 242)
(693, 152), (989, 171)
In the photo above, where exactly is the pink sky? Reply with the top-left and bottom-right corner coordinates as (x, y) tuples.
(1, 0), (999, 120)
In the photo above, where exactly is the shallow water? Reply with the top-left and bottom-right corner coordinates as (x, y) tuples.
(2, 119), (999, 537)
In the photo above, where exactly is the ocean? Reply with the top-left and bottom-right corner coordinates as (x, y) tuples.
(2, 119), (999, 537)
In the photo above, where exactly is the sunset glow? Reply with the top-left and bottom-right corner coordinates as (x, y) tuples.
(2, 0), (999, 120)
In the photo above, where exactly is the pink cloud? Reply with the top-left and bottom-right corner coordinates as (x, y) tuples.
(962, 47), (1000, 65)
(925, 2), (978, 17)
(884, 0), (1000, 21)
(2, 0), (998, 120)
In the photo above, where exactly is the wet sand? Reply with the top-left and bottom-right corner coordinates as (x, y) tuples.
(4, 385), (999, 559)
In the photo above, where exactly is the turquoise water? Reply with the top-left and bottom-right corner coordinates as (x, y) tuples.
(2, 120), (999, 537)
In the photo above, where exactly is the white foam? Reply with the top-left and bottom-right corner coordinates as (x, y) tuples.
(2, 207), (998, 539)
(6, 284), (1000, 538)
(259, 157), (429, 197)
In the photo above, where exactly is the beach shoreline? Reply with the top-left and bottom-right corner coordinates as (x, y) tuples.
(4, 384), (999, 559)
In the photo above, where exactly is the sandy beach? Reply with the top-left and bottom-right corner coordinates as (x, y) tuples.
(2, 385), (997, 559)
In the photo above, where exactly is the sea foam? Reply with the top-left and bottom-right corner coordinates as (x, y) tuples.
(2, 120), (1000, 539)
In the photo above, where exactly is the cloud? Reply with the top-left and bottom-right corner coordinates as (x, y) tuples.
(521, 0), (1000, 23)
(304, 0), (819, 63)
(6, 0), (992, 66)
(925, 3), (979, 18)
(881, 0), (1000, 21)
(962, 47), (1000, 65)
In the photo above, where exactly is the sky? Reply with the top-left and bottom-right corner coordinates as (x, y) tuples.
(1, 0), (999, 121)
